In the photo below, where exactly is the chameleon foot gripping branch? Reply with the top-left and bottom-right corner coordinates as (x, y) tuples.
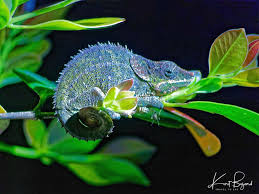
(54, 42), (201, 140)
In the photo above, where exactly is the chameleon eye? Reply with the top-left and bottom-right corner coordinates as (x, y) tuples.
(165, 70), (173, 78)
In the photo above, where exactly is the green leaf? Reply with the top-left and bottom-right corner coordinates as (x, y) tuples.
(175, 101), (259, 135)
(243, 58), (258, 71)
(76, 17), (125, 27)
(16, 6), (71, 44)
(46, 119), (67, 145)
(65, 155), (150, 186)
(9, 18), (125, 30)
(0, 76), (21, 88)
(49, 138), (101, 155)
(18, 0), (30, 5)
(13, 69), (56, 97)
(23, 119), (47, 149)
(0, 39), (51, 88)
(116, 91), (135, 100)
(97, 137), (156, 164)
(0, 28), (6, 47)
(16, 30), (50, 45)
(46, 119), (101, 154)
(11, 0), (81, 23)
(2, 0), (19, 16)
(0, 105), (10, 135)
(209, 28), (248, 76)
(224, 68), (259, 87)
(9, 0), (18, 15)
(103, 87), (120, 106)
(114, 97), (137, 111)
(3, 0), (12, 11)
(0, 0), (10, 29)
(7, 39), (51, 60)
(191, 78), (223, 94)
(25, 5), (73, 25)
(133, 107), (185, 129)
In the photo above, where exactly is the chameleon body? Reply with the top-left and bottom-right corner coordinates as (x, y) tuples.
(54, 43), (201, 140)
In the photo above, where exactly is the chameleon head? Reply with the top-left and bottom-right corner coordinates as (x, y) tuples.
(130, 55), (201, 96)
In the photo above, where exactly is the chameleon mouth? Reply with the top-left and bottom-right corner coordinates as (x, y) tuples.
(190, 70), (202, 82)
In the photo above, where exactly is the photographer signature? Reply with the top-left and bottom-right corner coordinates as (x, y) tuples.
(207, 171), (253, 190)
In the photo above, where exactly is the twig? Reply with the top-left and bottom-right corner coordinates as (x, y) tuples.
(0, 111), (56, 120)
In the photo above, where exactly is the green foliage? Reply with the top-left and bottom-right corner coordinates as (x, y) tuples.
(0, 0), (125, 30)
(190, 78), (223, 93)
(11, 0), (82, 24)
(13, 68), (56, 96)
(208, 28), (248, 76)
(102, 80), (138, 116)
(0, 39), (51, 87)
(224, 68), (259, 87)
(0, 20), (258, 189)
(173, 101), (259, 135)
(161, 29), (259, 137)
(0, 118), (154, 186)
(47, 119), (101, 154)
(9, 18), (125, 30)
(0, 0), (10, 29)
(0, 0), (124, 88)
(18, 0), (30, 6)
(14, 68), (56, 111)
(1, 117), (154, 186)
(97, 137), (156, 164)
(24, 119), (47, 149)
(66, 155), (150, 186)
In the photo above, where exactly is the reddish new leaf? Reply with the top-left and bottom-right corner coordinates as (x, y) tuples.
(243, 40), (259, 67)
(249, 39), (259, 48)
(247, 34), (259, 43)
(117, 79), (134, 91)
(164, 107), (221, 157)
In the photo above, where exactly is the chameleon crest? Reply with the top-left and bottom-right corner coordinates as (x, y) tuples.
(54, 43), (201, 140)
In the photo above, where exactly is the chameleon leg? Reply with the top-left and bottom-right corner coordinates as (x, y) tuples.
(104, 109), (121, 120)
(90, 87), (121, 120)
(138, 96), (164, 109)
(91, 87), (105, 100)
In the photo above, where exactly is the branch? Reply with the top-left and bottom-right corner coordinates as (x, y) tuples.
(0, 111), (56, 120)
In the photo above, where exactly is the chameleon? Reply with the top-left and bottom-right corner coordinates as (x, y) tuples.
(54, 43), (201, 140)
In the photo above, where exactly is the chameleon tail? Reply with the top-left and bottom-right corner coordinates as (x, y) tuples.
(64, 107), (114, 141)
(164, 107), (221, 157)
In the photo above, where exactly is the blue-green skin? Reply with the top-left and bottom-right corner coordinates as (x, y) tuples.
(54, 43), (200, 138)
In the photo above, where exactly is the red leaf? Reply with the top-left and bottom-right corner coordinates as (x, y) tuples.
(249, 39), (259, 48)
(247, 34), (259, 43)
(243, 40), (259, 67)
(164, 107), (221, 157)
(117, 79), (134, 91)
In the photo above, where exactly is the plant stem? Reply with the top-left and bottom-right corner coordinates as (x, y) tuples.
(0, 111), (56, 120)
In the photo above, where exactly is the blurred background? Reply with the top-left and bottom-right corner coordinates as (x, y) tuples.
(0, 0), (258, 193)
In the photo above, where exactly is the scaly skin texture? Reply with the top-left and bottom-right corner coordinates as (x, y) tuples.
(54, 43), (200, 134)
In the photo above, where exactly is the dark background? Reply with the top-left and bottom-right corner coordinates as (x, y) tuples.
(0, 0), (258, 193)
